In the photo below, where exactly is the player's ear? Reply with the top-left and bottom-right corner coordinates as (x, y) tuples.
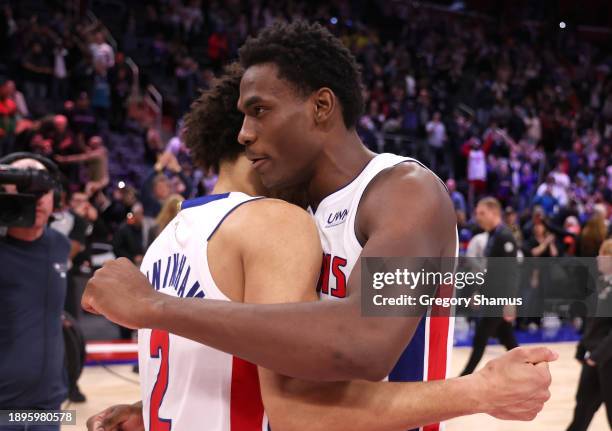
(313, 88), (335, 125)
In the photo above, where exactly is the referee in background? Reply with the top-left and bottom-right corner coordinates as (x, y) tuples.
(461, 197), (519, 375)
(567, 238), (612, 430)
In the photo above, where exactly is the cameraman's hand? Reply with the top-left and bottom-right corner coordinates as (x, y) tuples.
(86, 402), (144, 431)
(82, 258), (162, 329)
(471, 346), (557, 421)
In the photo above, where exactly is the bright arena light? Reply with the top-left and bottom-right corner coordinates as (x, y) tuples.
(559, 21), (566, 29)
(330, 17), (338, 25)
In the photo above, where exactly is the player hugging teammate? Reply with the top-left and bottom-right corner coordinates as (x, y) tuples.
(84, 21), (556, 431)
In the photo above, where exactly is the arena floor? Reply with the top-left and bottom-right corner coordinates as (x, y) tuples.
(64, 342), (609, 430)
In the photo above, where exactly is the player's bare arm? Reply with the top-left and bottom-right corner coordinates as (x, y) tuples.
(83, 164), (555, 387)
(83, 163), (445, 379)
(260, 346), (555, 430)
(251, 165), (555, 429)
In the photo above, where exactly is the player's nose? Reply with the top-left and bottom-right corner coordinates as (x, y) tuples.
(238, 117), (256, 147)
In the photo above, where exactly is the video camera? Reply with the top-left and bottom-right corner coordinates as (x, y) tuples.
(0, 153), (62, 228)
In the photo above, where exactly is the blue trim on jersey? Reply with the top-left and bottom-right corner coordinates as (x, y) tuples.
(207, 197), (265, 241)
(389, 318), (426, 431)
(389, 318), (426, 383)
(181, 193), (230, 209)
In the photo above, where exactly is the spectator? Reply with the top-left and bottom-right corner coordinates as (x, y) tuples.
(446, 178), (467, 215)
(0, 78), (17, 155)
(108, 52), (133, 129)
(464, 138), (487, 210)
(503, 207), (524, 249)
(111, 201), (145, 340)
(89, 31), (114, 72)
(68, 92), (98, 139)
(52, 40), (69, 105)
(526, 223), (559, 258)
(5, 80), (28, 119)
(207, 27), (228, 68)
(425, 111), (447, 174)
(147, 194), (184, 247)
(90, 60), (111, 124)
(22, 41), (53, 112)
(579, 213), (608, 257)
(141, 152), (192, 218)
(113, 201), (145, 267)
(532, 182), (560, 217)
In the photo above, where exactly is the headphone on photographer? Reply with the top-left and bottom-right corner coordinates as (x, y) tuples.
(0, 152), (64, 210)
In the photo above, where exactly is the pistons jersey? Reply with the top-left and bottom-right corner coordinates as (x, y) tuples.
(137, 192), (269, 431)
(309, 153), (458, 431)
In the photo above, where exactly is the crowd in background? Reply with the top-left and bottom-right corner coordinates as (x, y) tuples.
(0, 1), (610, 329)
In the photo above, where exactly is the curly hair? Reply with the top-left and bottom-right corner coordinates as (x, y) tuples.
(182, 63), (244, 173)
(238, 20), (364, 129)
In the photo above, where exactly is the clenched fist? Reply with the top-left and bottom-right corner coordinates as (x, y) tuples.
(81, 258), (163, 329)
(86, 402), (144, 431)
(471, 346), (557, 421)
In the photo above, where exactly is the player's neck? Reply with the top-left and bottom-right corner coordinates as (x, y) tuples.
(213, 157), (262, 197)
(307, 130), (376, 210)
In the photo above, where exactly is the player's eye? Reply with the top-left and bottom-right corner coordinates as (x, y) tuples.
(254, 106), (266, 116)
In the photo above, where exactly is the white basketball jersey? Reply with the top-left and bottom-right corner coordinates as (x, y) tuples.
(138, 192), (268, 431)
(309, 153), (457, 431)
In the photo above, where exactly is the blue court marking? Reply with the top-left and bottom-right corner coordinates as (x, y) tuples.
(181, 193), (230, 209)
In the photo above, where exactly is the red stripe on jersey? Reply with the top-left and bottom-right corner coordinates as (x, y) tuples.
(230, 357), (264, 431)
(424, 284), (453, 431)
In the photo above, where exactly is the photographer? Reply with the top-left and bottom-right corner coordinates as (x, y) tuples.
(0, 155), (70, 430)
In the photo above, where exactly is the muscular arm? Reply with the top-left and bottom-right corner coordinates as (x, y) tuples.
(150, 164), (455, 380)
(85, 164), (457, 380)
(234, 195), (484, 430)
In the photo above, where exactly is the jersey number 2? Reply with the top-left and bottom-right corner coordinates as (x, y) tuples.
(150, 329), (172, 431)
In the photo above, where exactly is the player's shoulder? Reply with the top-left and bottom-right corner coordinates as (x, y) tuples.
(374, 159), (446, 193)
(212, 197), (321, 260)
(232, 197), (313, 225)
(216, 197), (318, 243)
(356, 158), (456, 241)
(363, 159), (451, 212)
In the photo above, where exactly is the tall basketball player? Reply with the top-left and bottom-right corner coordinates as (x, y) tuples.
(84, 22), (556, 430)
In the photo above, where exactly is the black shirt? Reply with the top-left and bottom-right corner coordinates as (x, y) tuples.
(482, 223), (519, 309)
(0, 228), (70, 409)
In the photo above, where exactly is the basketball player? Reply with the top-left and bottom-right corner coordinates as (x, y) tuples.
(84, 22), (556, 429)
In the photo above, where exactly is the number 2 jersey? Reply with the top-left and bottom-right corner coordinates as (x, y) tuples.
(137, 192), (269, 431)
(309, 153), (457, 431)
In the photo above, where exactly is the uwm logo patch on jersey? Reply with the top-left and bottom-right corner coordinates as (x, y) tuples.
(316, 253), (348, 298)
(325, 208), (349, 227)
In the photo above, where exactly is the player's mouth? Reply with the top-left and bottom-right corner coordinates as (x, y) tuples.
(247, 154), (270, 170)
